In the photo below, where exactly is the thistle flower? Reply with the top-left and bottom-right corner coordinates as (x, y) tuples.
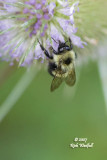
(0, 0), (87, 66)
(0, 0), (107, 66)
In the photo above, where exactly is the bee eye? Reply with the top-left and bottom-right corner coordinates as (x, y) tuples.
(64, 58), (72, 65)
(66, 46), (70, 50)
(60, 48), (64, 52)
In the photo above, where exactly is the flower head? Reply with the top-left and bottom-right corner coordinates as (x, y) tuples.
(0, 0), (87, 66)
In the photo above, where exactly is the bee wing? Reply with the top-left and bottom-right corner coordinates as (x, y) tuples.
(65, 69), (76, 86)
(51, 76), (63, 92)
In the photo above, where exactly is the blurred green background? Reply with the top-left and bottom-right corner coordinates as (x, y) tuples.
(0, 61), (107, 160)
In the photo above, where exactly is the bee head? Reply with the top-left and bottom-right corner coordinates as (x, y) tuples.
(51, 37), (73, 54)
(58, 40), (72, 53)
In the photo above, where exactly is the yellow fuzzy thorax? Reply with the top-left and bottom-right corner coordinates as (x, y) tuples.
(51, 50), (76, 78)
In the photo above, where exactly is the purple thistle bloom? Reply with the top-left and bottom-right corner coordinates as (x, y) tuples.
(43, 13), (50, 20)
(29, 0), (35, 5)
(35, 3), (42, 10)
(47, 2), (56, 16)
(0, 0), (86, 66)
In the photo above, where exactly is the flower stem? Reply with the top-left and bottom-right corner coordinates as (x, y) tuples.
(0, 66), (39, 122)
(98, 58), (107, 110)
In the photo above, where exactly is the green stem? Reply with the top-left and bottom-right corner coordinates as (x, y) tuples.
(0, 66), (39, 122)
(98, 58), (107, 110)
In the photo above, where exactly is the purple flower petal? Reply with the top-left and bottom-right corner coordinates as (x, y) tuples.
(23, 8), (29, 14)
(70, 34), (87, 48)
(29, 0), (36, 5)
(47, 2), (56, 16)
(44, 14), (50, 20)
(35, 3), (42, 10)
(44, 24), (48, 30)
(41, 0), (46, 5)
(41, 31), (45, 37)
(36, 13), (42, 19)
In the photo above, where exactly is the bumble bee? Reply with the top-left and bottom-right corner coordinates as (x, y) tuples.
(38, 38), (76, 92)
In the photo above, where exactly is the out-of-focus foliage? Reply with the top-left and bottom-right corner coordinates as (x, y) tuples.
(0, 61), (107, 160)
(74, 0), (107, 56)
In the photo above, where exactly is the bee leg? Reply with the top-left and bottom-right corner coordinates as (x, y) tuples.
(69, 38), (73, 50)
(49, 46), (58, 55)
(38, 40), (53, 59)
(52, 47), (58, 55)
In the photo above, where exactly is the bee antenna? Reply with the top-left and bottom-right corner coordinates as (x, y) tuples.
(51, 37), (58, 44)
(37, 38), (41, 44)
